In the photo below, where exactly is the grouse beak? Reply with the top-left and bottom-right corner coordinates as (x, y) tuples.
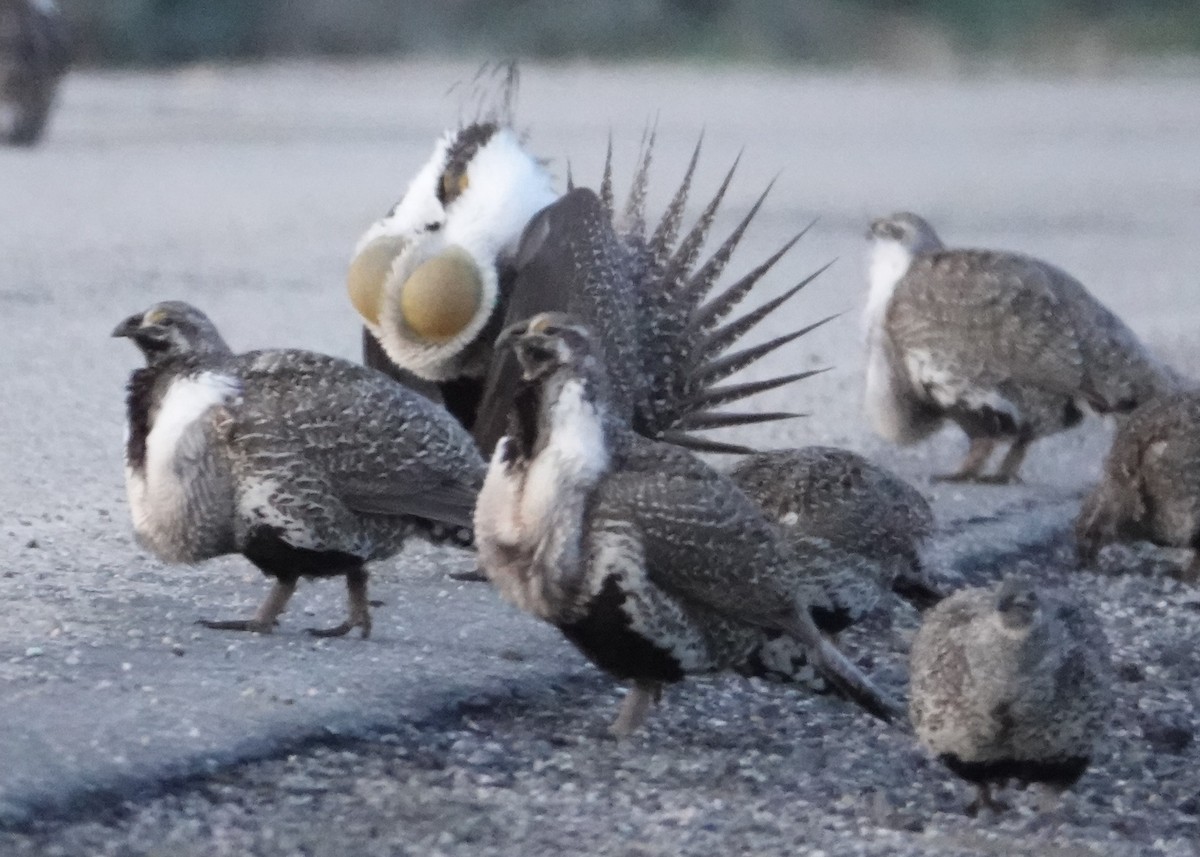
(497, 319), (558, 382)
(111, 313), (145, 339)
(495, 318), (530, 355)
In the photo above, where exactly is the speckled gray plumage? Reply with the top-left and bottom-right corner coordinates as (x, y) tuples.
(908, 579), (1114, 811)
(475, 314), (900, 734)
(117, 301), (485, 636)
(866, 212), (1183, 482)
(0, 0), (68, 146)
(726, 446), (943, 681)
(729, 446), (939, 604)
(1077, 390), (1200, 578)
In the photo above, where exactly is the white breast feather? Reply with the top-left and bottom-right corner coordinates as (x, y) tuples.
(126, 372), (240, 558)
(445, 128), (558, 260)
(863, 237), (921, 442)
(520, 380), (608, 535)
(863, 237), (914, 342)
(372, 129), (560, 382)
(476, 380), (609, 618)
(476, 438), (526, 551)
(354, 133), (452, 254)
(904, 349), (1019, 423)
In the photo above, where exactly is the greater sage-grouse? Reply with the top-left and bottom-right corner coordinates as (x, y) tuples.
(114, 301), (485, 638)
(1076, 390), (1200, 581)
(728, 447), (944, 682)
(348, 118), (829, 456)
(864, 211), (1182, 484)
(909, 578), (1113, 814)
(474, 313), (901, 736)
(730, 446), (943, 614)
(0, 0), (69, 146)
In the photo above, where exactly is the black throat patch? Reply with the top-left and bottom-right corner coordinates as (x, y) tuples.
(510, 381), (541, 461)
(124, 367), (161, 472)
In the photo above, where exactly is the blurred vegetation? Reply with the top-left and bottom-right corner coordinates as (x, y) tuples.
(60, 0), (1200, 66)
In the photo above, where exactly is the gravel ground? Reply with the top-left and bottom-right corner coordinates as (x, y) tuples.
(2, 544), (1197, 857)
(1, 60), (1199, 854)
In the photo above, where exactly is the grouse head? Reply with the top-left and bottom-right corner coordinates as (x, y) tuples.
(112, 301), (233, 366)
(994, 578), (1043, 634)
(347, 122), (557, 382)
(867, 211), (944, 255)
(498, 313), (608, 388)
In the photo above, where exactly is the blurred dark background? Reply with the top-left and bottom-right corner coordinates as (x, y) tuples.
(58, 0), (1200, 67)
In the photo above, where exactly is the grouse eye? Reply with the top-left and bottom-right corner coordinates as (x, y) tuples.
(160, 317), (176, 328)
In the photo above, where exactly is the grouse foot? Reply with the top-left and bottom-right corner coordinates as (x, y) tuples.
(197, 618), (275, 634)
(197, 579), (296, 635)
(306, 568), (372, 639)
(965, 783), (1010, 817)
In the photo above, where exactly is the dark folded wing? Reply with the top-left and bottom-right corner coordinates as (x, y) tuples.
(234, 349), (485, 529)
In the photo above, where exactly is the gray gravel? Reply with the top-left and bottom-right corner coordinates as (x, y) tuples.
(1, 60), (1199, 854)
(2, 544), (1197, 857)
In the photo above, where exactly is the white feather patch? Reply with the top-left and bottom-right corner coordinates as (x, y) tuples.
(144, 372), (240, 476)
(520, 380), (609, 534)
(862, 237), (913, 342)
(354, 133), (452, 254)
(475, 381), (610, 618)
(905, 349), (1019, 423)
(865, 341), (918, 444)
(371, 128), (559, 382)
(126, 372), (240, 560)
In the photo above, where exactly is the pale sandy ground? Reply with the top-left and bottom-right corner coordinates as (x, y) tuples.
(0, 61), (1197, 855)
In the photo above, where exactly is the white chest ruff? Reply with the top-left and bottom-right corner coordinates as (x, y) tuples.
(864, 239), (918, 442)
(125, 372), (240, 561)
(863, 238), (913, 343)
(369, 129), (558, 383)
(474, 381), (609, 617)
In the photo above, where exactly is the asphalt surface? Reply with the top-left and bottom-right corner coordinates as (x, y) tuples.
(0, 60), (1198, 854)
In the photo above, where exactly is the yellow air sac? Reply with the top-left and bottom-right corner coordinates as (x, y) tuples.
(347, 234), (408, 327)
(399, 246), (483, 342)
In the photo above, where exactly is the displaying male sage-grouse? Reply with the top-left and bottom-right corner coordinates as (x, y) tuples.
(474, 313), (901, 736)
(1076, 390), (1200, 581)
(909, 578), (1113, 815)
(114, 301), (485, 638)
(863, 211), (1182, 483)
(348, 118), (828, 456)
(0, 0), (69, 145)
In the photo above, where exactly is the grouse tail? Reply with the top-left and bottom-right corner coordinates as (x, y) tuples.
(613, 132), (835, 454)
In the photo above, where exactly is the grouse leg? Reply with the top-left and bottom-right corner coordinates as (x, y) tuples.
(199, 578), (297, 634)
(965, 782), (1009, 817)
(307, 567), (372, 639)
(979, 435), (1032, 484)
(610, 680), (662, 737)
(933, 438), (996, 483)
(1180, 550), (1200, 583)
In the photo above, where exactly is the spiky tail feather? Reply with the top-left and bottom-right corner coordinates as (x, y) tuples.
(782, 612), (904, 725)
(891, 572), (947, 612)
(610, 132), (833, 453)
